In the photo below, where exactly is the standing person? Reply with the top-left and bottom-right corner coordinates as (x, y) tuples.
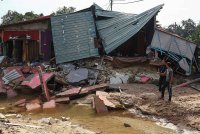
(159, 62), (173, 102)
(158, 59), (167, 92)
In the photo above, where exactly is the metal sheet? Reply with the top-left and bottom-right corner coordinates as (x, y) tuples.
(96, 4), (163, 54)
(151, 29), (197, 60)
(51, 11), (99, 64)
(21, 73), (54, 89)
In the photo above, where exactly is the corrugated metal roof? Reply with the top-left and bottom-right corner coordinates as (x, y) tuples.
(51, 11), (99, 64)
(96, 4), (164, 54)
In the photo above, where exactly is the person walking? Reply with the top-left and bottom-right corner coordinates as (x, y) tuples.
(159, 61), (173, 102)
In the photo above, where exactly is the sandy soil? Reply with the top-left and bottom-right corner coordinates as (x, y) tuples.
(110, 83), (200, 131)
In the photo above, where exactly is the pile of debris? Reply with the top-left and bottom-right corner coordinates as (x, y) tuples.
(0, 55), (149, 113)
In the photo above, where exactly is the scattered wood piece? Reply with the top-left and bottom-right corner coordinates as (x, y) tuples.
(3, 123), (44, 129)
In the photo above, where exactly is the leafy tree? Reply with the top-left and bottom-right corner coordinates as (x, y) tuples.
(23, 11), (43, 21)
(166, 19), (200, 45)
(1, 10), (43, 25)
(1, 10), (23, 25)
(181, 19), (196, 39)
(53, 6), (76, 15)
(167, 23), (184, 37)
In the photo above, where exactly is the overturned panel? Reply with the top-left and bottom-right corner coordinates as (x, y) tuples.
(51, 11), (99, 64)
(151, 29), (197, 60)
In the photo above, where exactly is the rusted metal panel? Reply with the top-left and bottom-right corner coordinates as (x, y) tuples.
(21, 73), (54, 89)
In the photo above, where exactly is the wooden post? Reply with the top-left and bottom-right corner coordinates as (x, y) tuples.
(37, 66), (50, 101)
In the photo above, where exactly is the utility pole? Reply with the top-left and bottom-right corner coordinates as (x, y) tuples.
(110, 0), (113, 11)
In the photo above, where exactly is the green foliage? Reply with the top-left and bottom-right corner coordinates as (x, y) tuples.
(166, 19), (200, 45)
(1, 10), (43, 25)
(52, 6), (76, 15)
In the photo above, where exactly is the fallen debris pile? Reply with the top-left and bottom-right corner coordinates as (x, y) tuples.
(0, 56), (147, 113)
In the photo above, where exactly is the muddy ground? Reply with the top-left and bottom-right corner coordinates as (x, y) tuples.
(0, 115), (96, 134)
(110, 83), (200, 131)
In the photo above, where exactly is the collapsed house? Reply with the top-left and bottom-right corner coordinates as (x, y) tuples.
(0, 16), (53, 62)
(51, 4), (163, 64)
(0, 4), (199, 76)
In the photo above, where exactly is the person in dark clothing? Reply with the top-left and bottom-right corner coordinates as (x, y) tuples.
(159, 62), (173, 102)
(157, 59), (167, 92)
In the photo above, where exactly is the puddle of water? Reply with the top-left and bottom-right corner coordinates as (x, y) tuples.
(28, 104), (175, 134)
(0, 97), (176, 134)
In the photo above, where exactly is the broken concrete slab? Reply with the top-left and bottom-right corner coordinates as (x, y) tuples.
(55, 97), (70, 104)
(56, 87), (81, 97)
(96, 91), (116, 108)
(59, 64), (76, 74)
(43, 100), (56, 110)
(65, 68), (88, 84)
(110, 73), (130, 84)
(93, 96), (108, 113)
(80, 84), (108, 94)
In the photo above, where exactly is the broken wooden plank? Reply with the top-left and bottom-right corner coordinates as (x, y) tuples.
(80, 84), (108, 94)
(56, 87), (81, 97)
(55, 97), (70, 104)
(173, 78), (200, 89)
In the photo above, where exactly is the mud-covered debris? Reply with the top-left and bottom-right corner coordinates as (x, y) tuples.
(14, 99), (26, 107)
(56, 87), (81, 97)
(55, 97), (70, 104)
(43, 100), (56, 110)
(80, 84), (108, 94)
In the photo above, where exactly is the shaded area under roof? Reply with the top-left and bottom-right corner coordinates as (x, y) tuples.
(96, 4), (163, 54)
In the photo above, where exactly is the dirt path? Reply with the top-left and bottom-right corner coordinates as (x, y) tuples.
(110, 83), (200, 131)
